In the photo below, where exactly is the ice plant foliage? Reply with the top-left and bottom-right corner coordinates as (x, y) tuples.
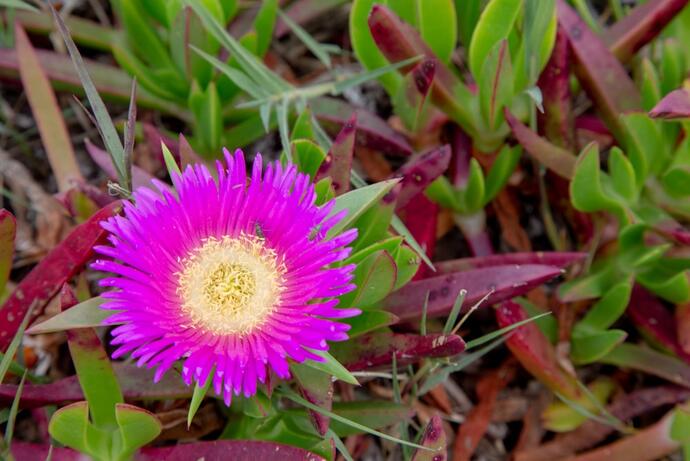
(92, 149), (360, 404)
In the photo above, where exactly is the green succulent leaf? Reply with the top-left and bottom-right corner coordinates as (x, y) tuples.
(469, 0), (522, 81)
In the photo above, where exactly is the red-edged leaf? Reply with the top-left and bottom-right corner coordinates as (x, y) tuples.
(0, 209), (16, 295)
(0, 363), (191, 409)
(505, 109), (575, 179)
(649, 88), (690, 119)
(384, 264), (563, 321)
(557, 0), (641, 140)
(334, 331), (465, 372)
(291, 363), (333, 436)
(398, 194), (438, 281)
(178, 134), (205, 167)
(142, 122), (178, 165)
(496, 300), (580, 398)
(435, 251), (586, 273)
(367, 4), (476, 134)
(14, 23), (82, 192)
(575, 114), (615, 149)
(411, 415), (447, 461)
(603, 0), (690, 63)
(0, 202), (121, 350)
(389, 144), (451, 211)
(316, 113), (356, 194)
(10, 441), (325, 461)
(628, 285), (690, 363)
(537, 26), (575, 149)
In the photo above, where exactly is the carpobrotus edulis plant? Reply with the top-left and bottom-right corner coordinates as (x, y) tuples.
(92, 149), (360, 404)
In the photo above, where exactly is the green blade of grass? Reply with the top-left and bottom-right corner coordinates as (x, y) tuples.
(277, 97), (292, 161)
(465, 311), (553, 350)
(278, 9), (331, 68)
(443, 289), (467, 334)
(327, 428), (354, 461)
(280, 387), (430, 451)
(3, 370), (27, 448)
(190, 45), (269, 99)
(49, 5), (129, 190)
(187, 367), (214, 428)
(185, 0), (290, 94)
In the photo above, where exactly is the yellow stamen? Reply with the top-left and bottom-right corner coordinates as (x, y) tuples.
(176, 234), (283, 335)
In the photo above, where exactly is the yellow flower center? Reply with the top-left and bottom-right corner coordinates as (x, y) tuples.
(176, 235), (283, 335)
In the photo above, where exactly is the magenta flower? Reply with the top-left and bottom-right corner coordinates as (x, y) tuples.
(92, 149), (359, 404)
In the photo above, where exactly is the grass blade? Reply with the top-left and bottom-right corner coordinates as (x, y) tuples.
(49, 5), (128, 190)
(278, 10), (332, 68)
(465, 311), (552, 350)
(443, 289), (467, 334)
(281, 388), (430, 451)
(3, 370), (27, 448)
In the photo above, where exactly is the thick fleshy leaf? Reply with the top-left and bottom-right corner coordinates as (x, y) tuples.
(571, 329), (628, 364)
(0, 363), (192, 408)
(291, 363), (333, 436)
(537, 26), (575, 148)
(557, 0), (641, 140)
(410, 415), (446, 461)
(384, 264), (563, 320)
(395, 58), (436, 132)
(61, 287), (123, 429)
(340, 250), (397, 308)
(26, 296), (109, 334)
(345, 310), (399, 338)
(315, 113), (356, 195)
(628, 285), (690, 363)
(367, 4), (477, 137)
(14, 22), (82, 192)
(434, 251), (585, 273)
(603, 0), (690, 63)
(333, 331), (465, 371)
(505, 109), (575, 179)
(496, 300), (580, 398)
(479, 39), (514, 130)
(468, 0), (521, 81)
(649, 88), (690, 119)
(328, 179), (400, 236)
(10, 440), (326, 461)
(0, 202), (121, 350)
(390, 145), (451, 211)
(115, 403), (162, 460)
(311, 97), (412, 156)
(601, 343), (690, 388)
(0, 210), (16, 296)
